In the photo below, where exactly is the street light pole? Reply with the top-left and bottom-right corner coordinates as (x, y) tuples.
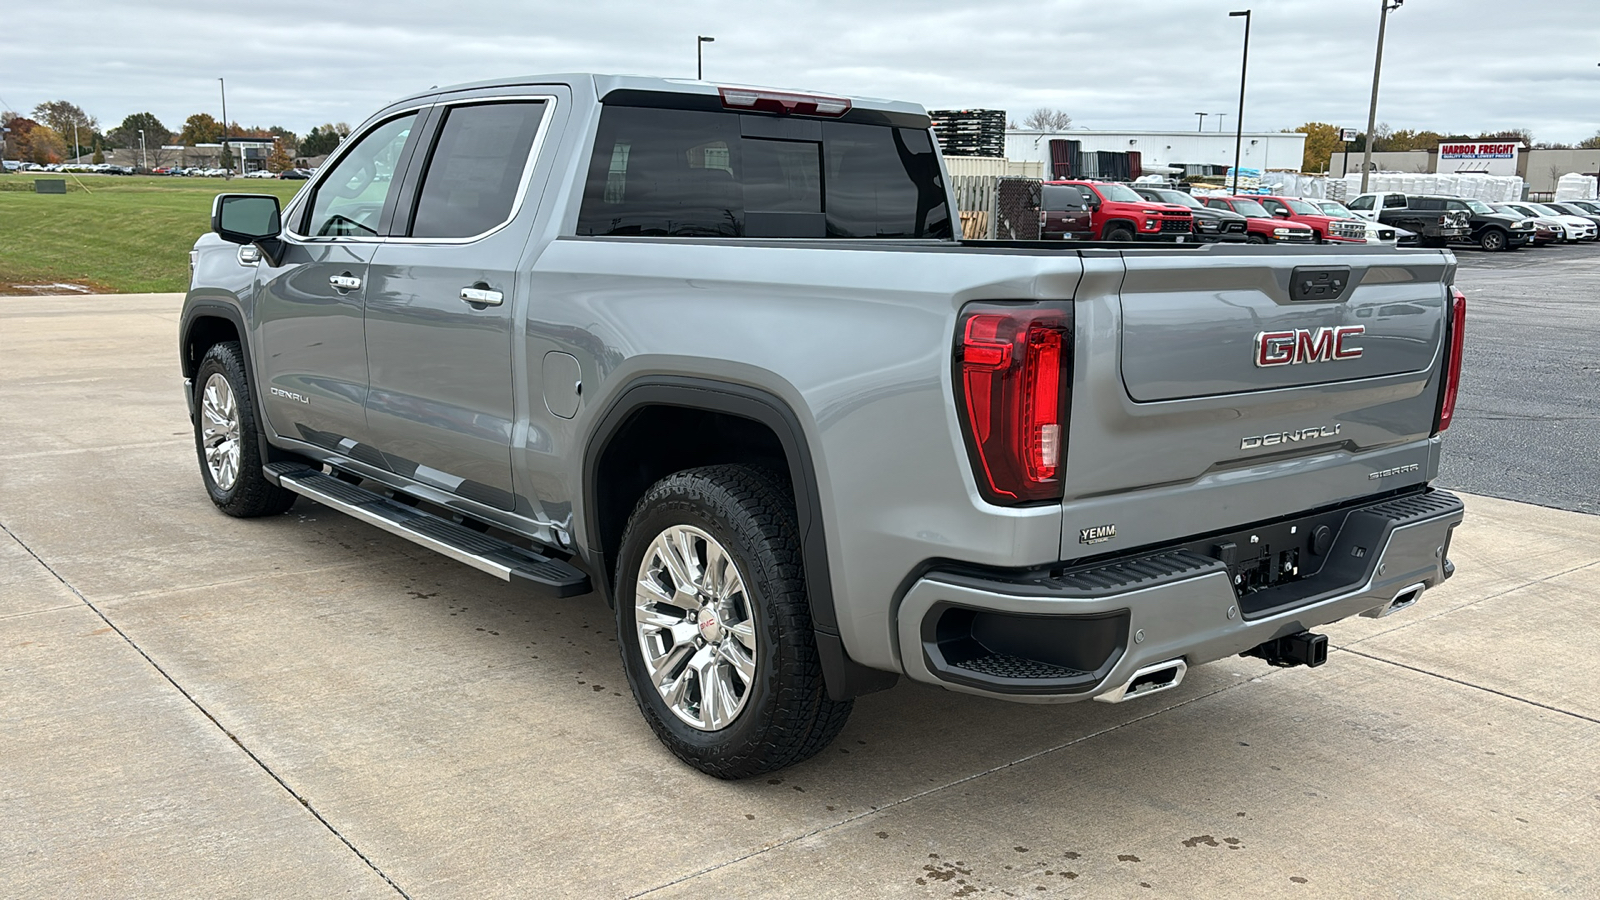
(697, 36), (714, 80)
(1229, 10), (1251, 194)
(1195, 112), (1208, 132)
(1360, 0), (1403, 193)
(72, 118), (80, 164)
(139, 129), (148, 170)
(219, 77), (231, 180)
(1215, 113), (1227, 133)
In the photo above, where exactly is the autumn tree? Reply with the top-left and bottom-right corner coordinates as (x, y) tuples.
(300, 123), (351, 157)
(180, 113), (225, 145)
(1022, 108), (1073, 131)
(1293, 122), (1341, 172)
(31, 100), (97, 149)
(7, 119), (69, 164)
(266, 140), (293, 173)
(267, 125), (299, 155)
(107, 112), (170, 149)
(1580, 132), (1600, 150)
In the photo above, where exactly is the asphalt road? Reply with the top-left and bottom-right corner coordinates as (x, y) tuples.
(1438, 242), (1600, 515)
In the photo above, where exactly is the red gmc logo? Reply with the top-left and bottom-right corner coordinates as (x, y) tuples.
(1255, 326), (1365, 367)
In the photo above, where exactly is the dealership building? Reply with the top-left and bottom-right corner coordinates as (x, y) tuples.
(1005, 128), (1308, 177)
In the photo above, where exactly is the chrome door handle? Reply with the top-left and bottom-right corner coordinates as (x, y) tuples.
(329, 274), (362, 291)
(460, 287), (504, 307)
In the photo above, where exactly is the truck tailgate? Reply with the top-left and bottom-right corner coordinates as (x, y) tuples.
(1060, 247), (1455, 561)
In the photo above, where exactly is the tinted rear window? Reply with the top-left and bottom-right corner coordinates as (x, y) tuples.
(410, 101), (547, 239)
(577, 105), (951, 239)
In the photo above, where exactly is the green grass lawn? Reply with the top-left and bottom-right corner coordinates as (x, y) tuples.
(0, 175), (305, 293)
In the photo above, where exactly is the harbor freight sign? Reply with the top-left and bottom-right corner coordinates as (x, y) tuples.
(1436, 141), (1521, 176)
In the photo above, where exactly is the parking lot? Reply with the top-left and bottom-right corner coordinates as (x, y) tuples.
(3, 248), (1598, 898)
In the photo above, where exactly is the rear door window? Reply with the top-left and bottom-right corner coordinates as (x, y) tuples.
(1383, 194), (1407, 209)
(577, 105), (951, 239)
(408, 101), (547, 239)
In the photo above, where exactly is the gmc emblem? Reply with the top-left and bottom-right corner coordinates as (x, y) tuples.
(1255, 326), (1365, 368)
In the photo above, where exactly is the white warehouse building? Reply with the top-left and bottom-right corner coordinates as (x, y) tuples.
(1005, 129), (1308, 177)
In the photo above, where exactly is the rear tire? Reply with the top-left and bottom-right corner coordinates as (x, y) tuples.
(192, 342), (296, 518)
(614, 465), (852, 779)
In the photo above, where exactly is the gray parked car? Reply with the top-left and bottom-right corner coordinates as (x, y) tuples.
(182, 74), (1466, 777)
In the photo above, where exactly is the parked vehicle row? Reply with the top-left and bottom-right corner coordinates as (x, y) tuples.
(1039, 180), (1408, 246)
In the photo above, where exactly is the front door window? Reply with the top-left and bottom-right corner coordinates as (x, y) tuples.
(304, 114), (418, 237)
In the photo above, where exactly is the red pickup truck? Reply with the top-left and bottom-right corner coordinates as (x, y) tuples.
(1041, 180), (1193, 242)
(1256, 196), (1369, 244)
(1203, 196), (1316, 244)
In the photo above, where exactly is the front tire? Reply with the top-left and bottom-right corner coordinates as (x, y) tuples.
(1102, 223), (1136, 242)
(1479, 228), (1508, 252)
(615, 465), (852, 779)
(192, 342), (296, 518)
(1246, 233), (1268, 244)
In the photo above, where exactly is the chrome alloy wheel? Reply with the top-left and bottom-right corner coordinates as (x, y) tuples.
(634, 524), (758, 731)
(200, 373), (242, 492)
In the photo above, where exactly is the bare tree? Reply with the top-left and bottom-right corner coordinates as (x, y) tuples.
(1022, 108), (1073, 131)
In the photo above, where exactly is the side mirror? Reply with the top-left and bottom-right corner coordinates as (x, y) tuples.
(1272, 207), (1292, 218)
(212, 194), (285, 265)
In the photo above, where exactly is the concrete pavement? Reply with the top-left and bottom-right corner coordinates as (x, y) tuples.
(2, 294), (1597, 898)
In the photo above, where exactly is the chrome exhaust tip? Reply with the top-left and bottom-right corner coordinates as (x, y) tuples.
(1362, 582), (1425, 619)
(1095, 658), (1188, 703)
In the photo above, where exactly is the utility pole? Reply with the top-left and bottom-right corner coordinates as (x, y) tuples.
(697, 36), (714, 80)
(219, 77), (231, 180)
(1360, 0), (1403, 192)
(1195, 112), (1208, 132)
(1229, 10), (1251, 194)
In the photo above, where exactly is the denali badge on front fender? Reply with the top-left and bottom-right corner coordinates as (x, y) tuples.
(1080, 524), (1116, 545)
(1255, 326), (1365, 367)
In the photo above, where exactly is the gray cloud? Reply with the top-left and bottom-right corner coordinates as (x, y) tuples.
(5, 0), (1598, 144)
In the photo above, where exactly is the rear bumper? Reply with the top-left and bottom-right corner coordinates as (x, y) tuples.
(896, 489), (1464, 703)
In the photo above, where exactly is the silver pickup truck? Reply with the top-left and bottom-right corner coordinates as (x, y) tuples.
(182, 74), (1465, 778)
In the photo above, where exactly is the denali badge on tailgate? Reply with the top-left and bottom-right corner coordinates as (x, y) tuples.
(1241, 424), (1341, 450)
(1255, 326), (1364, 367)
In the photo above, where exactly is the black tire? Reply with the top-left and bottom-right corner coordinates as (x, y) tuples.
(1246, 233), (1268, 244)
(1479, 228), (1507, 252)
(192, 342), (296, 518)
(614, 465), (852, 779)
(1103, 223), (1136, 242)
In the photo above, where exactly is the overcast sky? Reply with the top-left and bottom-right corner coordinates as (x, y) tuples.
(5, 0), (1598, 144)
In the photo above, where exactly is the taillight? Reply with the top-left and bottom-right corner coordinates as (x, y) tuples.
(956, 304), (1072, 504)
(1437, 286), (1467, 432)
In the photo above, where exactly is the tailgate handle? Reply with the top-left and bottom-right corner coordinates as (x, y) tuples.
(1291, 266), (1353, 302)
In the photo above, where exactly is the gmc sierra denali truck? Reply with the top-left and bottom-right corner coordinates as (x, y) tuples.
(182, 74), (1466, 778)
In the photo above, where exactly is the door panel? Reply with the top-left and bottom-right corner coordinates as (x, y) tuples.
(254, 110), (422, 459)
(255, 242), (377, 453)
(363, 99), (551, 511)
